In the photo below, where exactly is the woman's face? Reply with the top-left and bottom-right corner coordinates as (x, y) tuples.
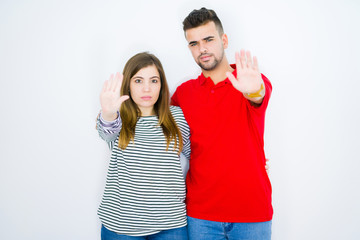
(130, 65), (161, 116)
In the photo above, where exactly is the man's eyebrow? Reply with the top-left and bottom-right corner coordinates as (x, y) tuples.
(188, 40), (198, 45)
(189, 36), (215, 45)
(203, 36), (215, 41)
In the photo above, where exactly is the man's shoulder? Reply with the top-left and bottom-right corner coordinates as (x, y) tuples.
(180, 77), (198, 86)
(175, 77), (199, 92)
(171, 75), (201, 106)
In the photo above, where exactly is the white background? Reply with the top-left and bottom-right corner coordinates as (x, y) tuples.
(1, 0), (359, 239)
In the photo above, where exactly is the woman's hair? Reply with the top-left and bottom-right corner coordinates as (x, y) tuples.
(182, 7), (224, 36)
(118, 52), (183, 154)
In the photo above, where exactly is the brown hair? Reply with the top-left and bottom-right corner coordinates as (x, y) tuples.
(118, 52), (183, 154)
(183, 7), (224, 35)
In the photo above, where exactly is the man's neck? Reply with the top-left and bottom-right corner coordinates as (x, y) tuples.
(202, 58), (235, 85)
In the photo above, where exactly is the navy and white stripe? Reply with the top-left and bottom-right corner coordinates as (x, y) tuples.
(97, 106), (190, 236)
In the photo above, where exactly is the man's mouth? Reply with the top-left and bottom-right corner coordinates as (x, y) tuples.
(200, 54), (211, 62)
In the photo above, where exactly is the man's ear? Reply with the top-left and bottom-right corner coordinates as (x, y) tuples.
(222, 33), (228, 49)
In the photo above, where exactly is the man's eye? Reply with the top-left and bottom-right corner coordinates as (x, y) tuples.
(190, 43), (197, 47)
(206, 38), (213, 42)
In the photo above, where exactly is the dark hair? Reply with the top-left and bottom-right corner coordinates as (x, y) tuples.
(118, 52), (183, 154)
(183, 7), (224, 35)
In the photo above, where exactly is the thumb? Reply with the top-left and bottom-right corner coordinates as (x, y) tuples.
(226, 71), (238, 85)
(117, 95), (130, 105)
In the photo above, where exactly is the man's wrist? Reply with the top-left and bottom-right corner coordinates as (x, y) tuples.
(245, 83), (265, 98)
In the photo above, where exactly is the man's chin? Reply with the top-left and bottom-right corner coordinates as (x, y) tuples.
(199, 62), (218, 71)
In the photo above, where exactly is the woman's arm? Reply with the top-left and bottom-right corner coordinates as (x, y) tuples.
(96, 72), (129, 148)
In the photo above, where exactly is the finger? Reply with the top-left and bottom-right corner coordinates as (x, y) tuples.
(235, 51), (242, 71)
(246, 50), (253, 68)
(253, 56), (259, 72)
(226, 71), (238, 86)
(110, 73), (119, 92)
(102, 80), (108, 93)
(120, 95), (129, 101)
(240, 49), (246, 69)
(118, 73), (124, 85)
(117, 73), (125, 95)
(107, 74), (114, 91)
(118, 95), (130, 105)
(114, 72), (122, 93)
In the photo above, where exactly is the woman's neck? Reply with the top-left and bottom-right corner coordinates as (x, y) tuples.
(139, 107), (156, 117)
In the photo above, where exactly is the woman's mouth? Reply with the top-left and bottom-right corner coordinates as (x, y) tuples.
(141, 96), (152, 100)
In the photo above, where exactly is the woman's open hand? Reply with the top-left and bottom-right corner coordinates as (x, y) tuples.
(100, 72), (129, 121)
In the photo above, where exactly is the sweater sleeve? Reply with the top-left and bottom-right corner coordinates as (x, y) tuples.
(169, 106), (191, 159)
(96, 111), (122, 150)
(180, 119), (191, 161)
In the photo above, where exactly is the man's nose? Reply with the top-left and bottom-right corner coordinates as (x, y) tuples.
(199, 42), (207, 53)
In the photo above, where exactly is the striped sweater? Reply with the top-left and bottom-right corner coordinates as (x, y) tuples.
(96, 106), (190, 236)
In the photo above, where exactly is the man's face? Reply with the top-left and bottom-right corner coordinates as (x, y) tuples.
(185, 21), (227, 71)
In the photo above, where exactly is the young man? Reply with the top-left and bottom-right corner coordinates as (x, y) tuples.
(171, 8), (273, 240)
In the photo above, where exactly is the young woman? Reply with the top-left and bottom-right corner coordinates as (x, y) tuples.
(96, 52), (190, 240)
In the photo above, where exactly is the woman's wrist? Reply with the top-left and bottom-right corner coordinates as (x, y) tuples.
(101, 111), (119, 122)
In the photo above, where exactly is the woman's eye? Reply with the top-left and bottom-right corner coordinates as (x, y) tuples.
(134, 79), (141, 83)
(152, 79), (158, 83)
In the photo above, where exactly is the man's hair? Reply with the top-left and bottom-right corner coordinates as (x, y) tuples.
(183, 7), (224, 35)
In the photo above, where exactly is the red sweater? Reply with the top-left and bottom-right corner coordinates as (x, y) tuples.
(171, 65), (273, 222)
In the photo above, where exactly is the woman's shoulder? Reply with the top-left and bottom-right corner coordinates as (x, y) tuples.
(170, 106), (187, 125)
(170, 105), (184, 117)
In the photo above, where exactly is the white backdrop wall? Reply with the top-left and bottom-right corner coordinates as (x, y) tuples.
(0, 0), (359, 239)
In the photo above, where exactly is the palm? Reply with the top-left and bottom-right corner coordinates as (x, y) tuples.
(100, 72), (129, 115)
(226, 50), (262, 94)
